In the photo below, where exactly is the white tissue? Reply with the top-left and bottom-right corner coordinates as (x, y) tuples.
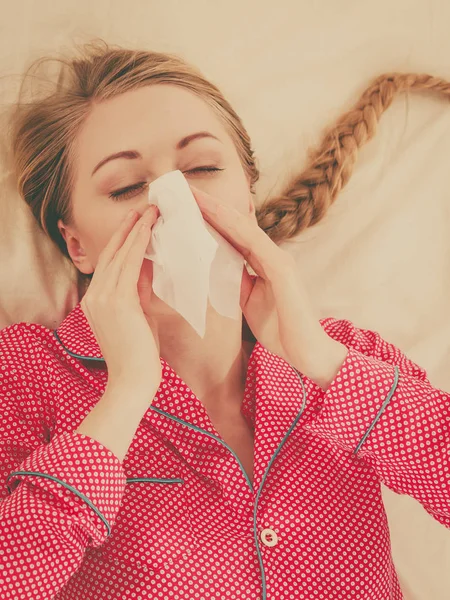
(143, 170), (244, 338)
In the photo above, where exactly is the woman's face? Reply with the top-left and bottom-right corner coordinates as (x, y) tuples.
(58, 83), (255, 298)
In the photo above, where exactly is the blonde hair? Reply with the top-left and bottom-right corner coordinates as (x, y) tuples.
(9, 40), (450, 291)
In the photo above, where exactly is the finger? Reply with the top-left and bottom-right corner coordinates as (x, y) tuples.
(117, 220), (154, 294)
(91, 206), (157, 299)
(239, 265), (255, 310)
(106, 206), (157, 285)
(95, 209), (140, 274)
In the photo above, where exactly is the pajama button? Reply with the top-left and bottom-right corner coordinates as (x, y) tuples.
(261, 528), (278, 547)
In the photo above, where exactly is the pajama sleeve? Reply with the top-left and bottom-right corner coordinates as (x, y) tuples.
(306, 317), (450, 529)
(0, 352), (127, 599)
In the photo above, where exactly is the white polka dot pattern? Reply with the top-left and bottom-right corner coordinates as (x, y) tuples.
(314, 318), (450, 527)
(0, 306), (449, 600)
(6, 430), (127, 542)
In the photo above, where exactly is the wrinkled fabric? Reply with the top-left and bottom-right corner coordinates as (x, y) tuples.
(1, 302), (449, 600)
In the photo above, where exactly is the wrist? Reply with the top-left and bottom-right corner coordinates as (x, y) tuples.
(301, 337), (349, 391)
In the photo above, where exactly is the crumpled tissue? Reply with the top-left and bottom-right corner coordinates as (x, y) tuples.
(143, 169), (244, 338)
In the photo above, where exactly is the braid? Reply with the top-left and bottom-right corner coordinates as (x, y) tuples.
(256, 73), (450, 244)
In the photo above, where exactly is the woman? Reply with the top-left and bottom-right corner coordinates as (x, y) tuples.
(1, 40), (449, 600)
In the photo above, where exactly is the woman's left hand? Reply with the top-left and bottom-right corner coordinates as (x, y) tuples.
(190, 185), (346, 386)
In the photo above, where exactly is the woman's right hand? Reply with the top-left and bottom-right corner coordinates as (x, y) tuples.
(80, 206), (162, 390)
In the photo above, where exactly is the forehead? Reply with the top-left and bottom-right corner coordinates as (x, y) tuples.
(74, 84), (228, 172)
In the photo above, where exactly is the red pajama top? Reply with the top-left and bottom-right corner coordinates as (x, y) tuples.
(0, 300), (449, 600)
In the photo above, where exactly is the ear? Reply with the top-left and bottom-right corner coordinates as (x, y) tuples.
(57, 218), (94, 275)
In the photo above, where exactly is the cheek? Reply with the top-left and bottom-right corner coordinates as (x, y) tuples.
(227, 169), (253, 214)
(88, 220), (125, 262)
(232, 187), (253, 215)
(96, 230), (116, 257)
(218, 178), (252, 214)
(73, 205), (122, 258)
(191, 163), (250, 213)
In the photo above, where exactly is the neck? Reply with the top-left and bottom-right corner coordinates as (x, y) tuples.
(151, 303), (256, 412)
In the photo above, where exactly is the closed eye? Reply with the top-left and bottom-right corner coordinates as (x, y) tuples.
(109, 167), (224, 201)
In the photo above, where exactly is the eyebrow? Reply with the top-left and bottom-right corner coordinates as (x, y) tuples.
(91, 131), (222, 177)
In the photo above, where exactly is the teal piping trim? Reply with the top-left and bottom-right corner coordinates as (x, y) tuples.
(126, 478), (184, 484)
(150, 407), (254, 491)
(252, 367), (307, 599)
(151, 366), (308, 600)
(53, 330), (103, 362)
(353, 365), (400, 455)
(6, 470), (111, 536)
(52, 332), (310, 600)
